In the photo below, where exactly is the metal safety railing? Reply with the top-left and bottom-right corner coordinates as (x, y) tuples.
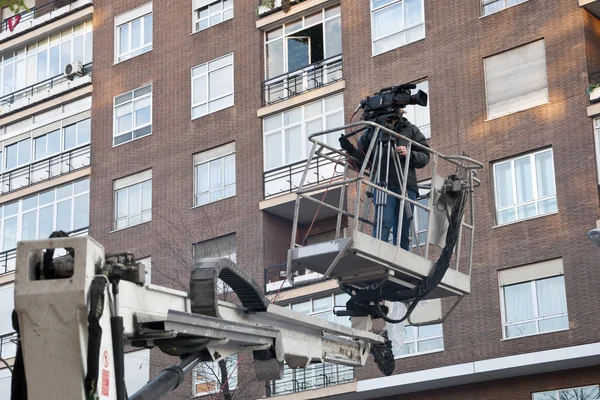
(0, 144), (90, 195)
(287, 120), (483, 285)
(269, 363), (353, 397)
(0, 226), (88, 276)
(264, 152), (343, 199)
(0, 62), (92, 108)
(263, 55), (343, 106)
(0, 0), (77, 33)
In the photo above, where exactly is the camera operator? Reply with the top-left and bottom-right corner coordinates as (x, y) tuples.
(339, 109), (430, 250)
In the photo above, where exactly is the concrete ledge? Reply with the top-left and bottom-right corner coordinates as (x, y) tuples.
(587, 102), (600, 117)
(257, 80), (345, 118)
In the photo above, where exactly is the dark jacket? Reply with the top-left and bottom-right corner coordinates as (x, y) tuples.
(349, 115), (430, 192)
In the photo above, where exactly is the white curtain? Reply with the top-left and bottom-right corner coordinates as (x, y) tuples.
(536, 276), (567, 317)
(504, 282), (533, 322)
(535, 151), (555, 198)
(494, 162), (514, 208)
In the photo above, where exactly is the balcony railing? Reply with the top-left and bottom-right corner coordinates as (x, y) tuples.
(0, 0), (77, 33)
(264, 263), (328, 293)
(0, 62), (92, 109)
(0, 331), (17, 361)
(589, 70), (600, 103)
(0, 144), (90, 195)
(263, 55), (343, 106)
(264, 152), (343, 199)
(268, 363), (354, 397)
(0, 226), (88, 276)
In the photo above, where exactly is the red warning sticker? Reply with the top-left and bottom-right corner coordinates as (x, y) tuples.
(101, 369), (109, 396)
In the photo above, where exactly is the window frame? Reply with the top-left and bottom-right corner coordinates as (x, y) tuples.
(532, 385), (600, 400)
(114, 3), (153, 64)
(370, 0), (425, 56)
(192, 354), (238, 397)
(262, 93), (344, 172)
(492, 148), (558, 226)
(499, 275), (569, 340)
(263, 5), (342, 80)
(113, 172), (152, 231)
(191, 53), (235, 119)
(193, 150), (236, 207)
(113, 84), (153, 146)
(192, 0), (233, 33)
(481, 0), (529, 17)
(594, 118), (600, 186)
(395, 323), (444, 359)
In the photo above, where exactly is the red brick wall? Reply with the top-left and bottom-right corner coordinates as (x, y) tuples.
(88, 0), (600, 398)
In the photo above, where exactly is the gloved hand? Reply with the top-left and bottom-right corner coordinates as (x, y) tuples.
(339, 134), (355, 153)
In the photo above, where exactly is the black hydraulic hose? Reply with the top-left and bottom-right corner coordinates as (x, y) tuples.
(130, 354), (204, 400)
(380, 187), (469, 324)
(111, 316), (126, 400)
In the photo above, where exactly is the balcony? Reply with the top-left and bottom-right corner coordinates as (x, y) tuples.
(0, 63), (92, 115)
(263, 55), (343, 106)
(580, 0), (600, 19)
(587, 70), (600, 117)
(0, 226), (88, 276)
(268, 362), (354, 397)
(0, 0), (92, 43)
(260, 153), (346, 222)
(0, 144), (90, 195)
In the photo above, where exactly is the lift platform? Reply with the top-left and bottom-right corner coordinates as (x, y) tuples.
(286, 121), (483, 325)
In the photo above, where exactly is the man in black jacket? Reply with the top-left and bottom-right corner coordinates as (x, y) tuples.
(339, 111), (430, 250)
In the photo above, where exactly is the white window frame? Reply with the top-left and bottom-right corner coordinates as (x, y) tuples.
(370, 0), (425, 56)
(262, 93), (344, 172)
(192, 354), (238, 397)
(113, 170), (152, 230)
(263, 5), (342, 80)
(193, 143), (236, 207)
(192, 0), (233, 33)
(532, 385), (600, 400)
(395, 323), (444, 358)
(594, 118), (600, 185)
(492, 148), (557, 226)
(0, 178), (90, 254)
(499, 275), (569, 340)
(0, 20), (93, 97)
(191, 53), (234, 119)
(114, 2), (153, 63)
(481, 0), (529, 17)
(113, 84), (153, 146)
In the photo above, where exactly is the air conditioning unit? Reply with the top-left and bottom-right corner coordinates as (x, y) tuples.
(64, 61), (83, 80)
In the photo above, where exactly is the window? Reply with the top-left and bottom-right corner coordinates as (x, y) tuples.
(0, 21), (93, 97)
(396, 324), (443, 357)
(594, 118), (600, 185)
(481, 0), (528, 16)
(403, 81), (430, 139)
(113, 85), (152, 146)
(115, 3), (153, 63)
(194, 142), (236, 206)
(114, 170), (152, 230)
(493, 148), (557, 225)
(263, 93), (344, 171)
(499, 259), (568, 339)
(193, 0), (233, 33)
(191, 54), (234, 119)
(264, 5), (341, 78)
(0, 284), (15, 359)
(484, 40), (548, 120)
(193, 234), (236, 294)
(192, 354), (237, 396)
(5, 138), (31, 170)
(371, 0), (424, 56)
(532, 385), (600, 400)
(0, 178), (90, 252)
(269, 294), (354, 396)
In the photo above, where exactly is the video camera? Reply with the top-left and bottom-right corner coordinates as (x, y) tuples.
(357, 84), (428, 121)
